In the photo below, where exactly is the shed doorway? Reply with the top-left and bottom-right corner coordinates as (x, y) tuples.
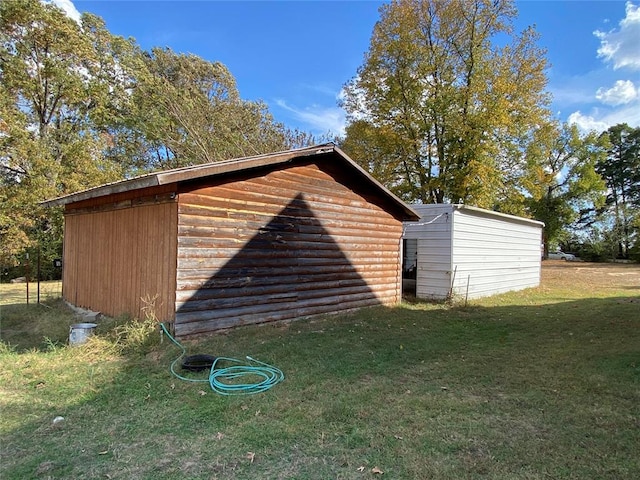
(402, 238), (417, 297)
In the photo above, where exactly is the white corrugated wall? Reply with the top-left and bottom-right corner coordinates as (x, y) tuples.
(403, 204), (454, 300)
(403, 204), (543, 300)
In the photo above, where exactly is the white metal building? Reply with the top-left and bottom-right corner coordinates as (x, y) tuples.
(403, 204), (544, 301)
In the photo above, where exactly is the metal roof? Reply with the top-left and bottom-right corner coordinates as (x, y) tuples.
(408, 203), (544, 227)
(42, 144), (420, 220)
(453, 204), (544, 227)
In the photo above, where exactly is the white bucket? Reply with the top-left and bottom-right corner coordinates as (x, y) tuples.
(69, 323), (97, 346)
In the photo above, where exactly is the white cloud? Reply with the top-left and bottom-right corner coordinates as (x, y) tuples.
(274, 99), (346, 136)
(547, 69), (624, 108)
(568, 3), (640, 133)
(595, 80), (638, 105)
(568, 111), (610, 133)
(46, 0), (82, 23)
(568, 104), (640, 133)
(594, 1), (640, 70)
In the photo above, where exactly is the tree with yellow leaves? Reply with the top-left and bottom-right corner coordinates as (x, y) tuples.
(341, 0), (551, 207)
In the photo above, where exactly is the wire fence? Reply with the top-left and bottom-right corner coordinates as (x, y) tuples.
(0, 280), (63, 306)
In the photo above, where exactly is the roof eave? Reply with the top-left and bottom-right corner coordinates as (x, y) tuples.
(40, 145), (332, 207)
(40, 144), (420, 222)
(454, 204), (545, 227)
(40, 176), (162, 207)
(153, 145), (330, 185)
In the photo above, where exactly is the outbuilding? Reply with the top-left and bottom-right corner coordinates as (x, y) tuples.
(43, 145), (419, 337)
(402, 204), (543, 301)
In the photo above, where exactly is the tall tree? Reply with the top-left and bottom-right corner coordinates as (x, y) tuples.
(127, 47), (290, 170)
(341, 0), (551, 207)
(1, 1), (329, 273)
(523, 122), (607, 255)
(0, 0), (127, 265)
(596, 124), (640, 258)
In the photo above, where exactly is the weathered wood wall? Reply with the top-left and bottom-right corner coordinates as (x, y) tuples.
(174, 158), (404, 336)
(62, 187), (177, 322)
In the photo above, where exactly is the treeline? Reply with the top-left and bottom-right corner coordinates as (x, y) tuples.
(1, 0), (639, 282)
(0, 0), (324, 279)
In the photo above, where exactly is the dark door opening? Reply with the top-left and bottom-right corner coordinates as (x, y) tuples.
(402, 238), (417, 298)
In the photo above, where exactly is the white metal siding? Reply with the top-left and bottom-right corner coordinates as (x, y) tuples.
(404, 204), (453, 299)
(451, 209), (542, 299)
(404, 204), (543, 301)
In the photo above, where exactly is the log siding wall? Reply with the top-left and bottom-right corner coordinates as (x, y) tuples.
(62, 199), (177, 321)
(175, 160), (404, 336)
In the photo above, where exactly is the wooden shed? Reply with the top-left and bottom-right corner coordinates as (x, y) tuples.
(402, 204), (543, 301)
(43, 145), (419, 337)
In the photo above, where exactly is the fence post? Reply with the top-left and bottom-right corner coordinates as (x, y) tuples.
(37, 245), (41, 304)
(25, 253), (30, 305)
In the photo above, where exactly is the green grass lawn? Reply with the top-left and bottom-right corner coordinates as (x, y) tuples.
(1, 263), (639, 479)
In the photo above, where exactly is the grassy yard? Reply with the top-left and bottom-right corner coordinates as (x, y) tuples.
(0, 280), (62, 306)
(1, 262), (639, 479)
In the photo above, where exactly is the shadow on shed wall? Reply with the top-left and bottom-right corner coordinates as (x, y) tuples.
(175, 193), (380, 336)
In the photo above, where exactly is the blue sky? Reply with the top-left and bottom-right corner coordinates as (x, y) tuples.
(53, 0), (640, 136)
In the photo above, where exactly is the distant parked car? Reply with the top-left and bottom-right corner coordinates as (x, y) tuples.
(548, 251), (576, 261)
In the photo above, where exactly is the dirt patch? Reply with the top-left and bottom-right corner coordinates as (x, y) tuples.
(542, 260), (640, 291)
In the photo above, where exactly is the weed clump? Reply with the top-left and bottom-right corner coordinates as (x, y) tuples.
(99, 295), (163, 356)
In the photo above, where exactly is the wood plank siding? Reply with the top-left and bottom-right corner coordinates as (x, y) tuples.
(62, 187), (177, 322)
(174, 158), (404, 337)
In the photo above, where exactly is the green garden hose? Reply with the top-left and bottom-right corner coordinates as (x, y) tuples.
(160, 323), (284, 395)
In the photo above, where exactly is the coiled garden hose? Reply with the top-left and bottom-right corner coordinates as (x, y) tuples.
(160, 323), (284, 395)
